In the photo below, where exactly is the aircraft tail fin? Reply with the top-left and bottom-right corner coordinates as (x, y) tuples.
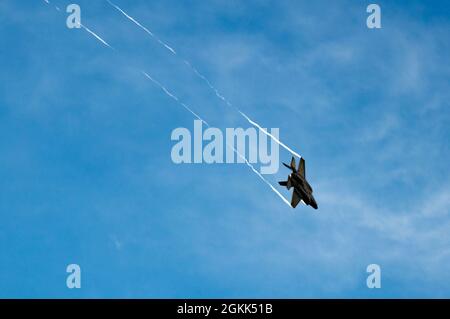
(290, 157), (296, 171)
(298, 158), (305, 177)
(283, 157), (297, 173)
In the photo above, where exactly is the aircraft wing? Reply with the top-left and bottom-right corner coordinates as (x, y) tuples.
(291, 191), (302, 208)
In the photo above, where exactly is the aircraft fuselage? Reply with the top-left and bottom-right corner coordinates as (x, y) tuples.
(290, 173), (318, 209)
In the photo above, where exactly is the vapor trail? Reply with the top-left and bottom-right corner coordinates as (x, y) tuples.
(79, 23), (113, 49)
(106, 0), (176, 54)
(238, 111), (302, 159)
(41, 0), (291, 207)
(184, 60), (300, 159)
(42, 0), (59, 11)
(183, 60), (230, 106)
(140, 70), (290, 206)
(228, 144), (292, 208)
(42, 0), (112, 49)
(141, 71), (208, 126)
(106, 0), (302, 158)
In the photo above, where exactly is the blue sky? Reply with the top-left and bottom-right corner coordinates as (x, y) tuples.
(0, 0), (449, 298)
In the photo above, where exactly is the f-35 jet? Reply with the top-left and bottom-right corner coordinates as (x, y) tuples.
(279, 157), (318, 209)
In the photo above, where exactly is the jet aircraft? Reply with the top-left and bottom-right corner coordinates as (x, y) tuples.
(279, 157), (318, 209)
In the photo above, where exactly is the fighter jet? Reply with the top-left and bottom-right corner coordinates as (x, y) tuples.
(279, 157), (318, 209)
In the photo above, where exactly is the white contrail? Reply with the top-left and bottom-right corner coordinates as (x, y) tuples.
(141, 71), (208, 126)
(42, 0), (58, 11)
(238, 111), (302, 159)
(41, 0), (291, 207)
(106, 0), (176, 55)
(79, 23), (114, 49)
(107, 1), (230, 106)
(186, 61), (301, 158)
(106, 0), (302, 159)
(228, 143), (292, 208)
(183, 60), (230, 105)
(141, 70), (290, 207)
(42, 0), (113, 49)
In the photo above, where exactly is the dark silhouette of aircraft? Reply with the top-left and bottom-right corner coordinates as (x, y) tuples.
(279, 157), (318, 209)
